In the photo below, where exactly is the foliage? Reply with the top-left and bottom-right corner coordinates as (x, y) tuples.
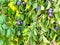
(0, 0), (60, 45)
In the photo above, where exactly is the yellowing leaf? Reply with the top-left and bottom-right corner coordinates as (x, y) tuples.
(8, 2), (13, 7)
(24, 0), (28, 2)
(13, 20), (16, 25)
(26, 4), (30, 9)
(53, 34), (57, 41)
(57, 42), (60, 45)
(23, 28), (28, 33)
(7, 21), (11, 24)
(41, 5), (44, 10)
(8, 2), (17, 11)
(58, 20), (60, 25)
(10, 42), (14, 45)
(15, 11), (20, 17)
(15, 38), (18, 42)
(43, 36), (50, 43)
(11, 6), (17, 11)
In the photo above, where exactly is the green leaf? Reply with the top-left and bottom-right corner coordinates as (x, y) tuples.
(32, 41), (36, 45)
(0, 15), (5, 24)
(11, 28), (15, 34)
(50, 31), (55, 39)
(20, 14), (24, 20)
(44, 2), (48, 8)
(13, 0), (17, 4)
(0, 16), (4, 24)
(55, 14), (59, 21)
(40, 22), (48, 33)
(1, 30), (5, 36)
(6, 29), (11, 37)
(32, 14), (37, 22)
(33, 3), (37, 9)
(0, 25), (5, 36)
(0, 0), (5, 4)
(33, 29), (37, 35)
(28, 0), (32, 5)
(56, 0), (60, 6)
(0, 25), (3, 32)
(3, 7), (8, 14)
(33, 35), (37, 41)
(17, 30), (21, 36)
(46, 1), (51, 9)
(39, 35), (43, 41)
(0, 39), (4, 45)
(2, 24), (8, 30)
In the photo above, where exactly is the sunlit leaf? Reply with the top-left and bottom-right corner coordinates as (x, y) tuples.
(43, 36), (50, 43)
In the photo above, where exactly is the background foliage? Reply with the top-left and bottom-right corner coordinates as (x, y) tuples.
(0, 0), (60, 45)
